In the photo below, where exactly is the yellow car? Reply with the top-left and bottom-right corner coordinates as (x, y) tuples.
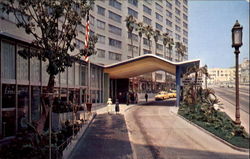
(168, 90), (176, 98)
(155, 91), (169, 100)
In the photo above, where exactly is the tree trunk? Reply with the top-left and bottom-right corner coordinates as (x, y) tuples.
(131, 33), (134, 58)
(139, 36), (141, 56)
(35, 74), (55, 134)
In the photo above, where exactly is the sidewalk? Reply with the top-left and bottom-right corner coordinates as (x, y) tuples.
(68, 113), (133, 159)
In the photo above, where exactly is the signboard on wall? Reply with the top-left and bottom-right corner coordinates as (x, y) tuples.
(181, 77), (203, 86)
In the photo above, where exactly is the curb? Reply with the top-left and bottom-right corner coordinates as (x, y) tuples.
(63, 113), (97, 159)
(175, 112), (249, 153)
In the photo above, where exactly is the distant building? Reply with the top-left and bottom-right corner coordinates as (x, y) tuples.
(239, 58), (249, 84)
(207, 68), (235, 85)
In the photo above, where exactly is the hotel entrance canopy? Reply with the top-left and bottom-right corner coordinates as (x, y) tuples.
(104, 54), (200, 79)
(103, 54), (200, 106)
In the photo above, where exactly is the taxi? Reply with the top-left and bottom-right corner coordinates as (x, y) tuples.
(168, 89), (176, 98)
(155, 91), (169, 100)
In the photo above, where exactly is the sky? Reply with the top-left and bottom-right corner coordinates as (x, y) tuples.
(188, 0), (249, 68)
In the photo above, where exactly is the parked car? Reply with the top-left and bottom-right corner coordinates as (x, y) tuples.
(155, 91), (169, 100)
(168, 90), (176, 98)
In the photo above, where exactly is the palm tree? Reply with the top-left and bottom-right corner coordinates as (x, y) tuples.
(162, 33), (174, 60)
(153, 30), (161, 54)
(175, 42), (186, 61)
(135, 22), (144, 56)
(144, 25), (154, 53)
(125, 15), (136, 57)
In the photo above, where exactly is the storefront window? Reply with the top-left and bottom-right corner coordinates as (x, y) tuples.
(75, 63), (80, 86)
(42, 61), (49, 85)
(1, 41), (15, 79)
(80, 65), (86, 86)
(61, 69), (67, 85)
(31, 86), (41, 121)
(2, 84), (16, 108)
(30, 57), (41, 83)
(2, 110), (16, 137)
(17, 85), (29, 130)
(61, 88), (68, 103)
(17, 46), (29, 81)
(68, 65), (75, 86)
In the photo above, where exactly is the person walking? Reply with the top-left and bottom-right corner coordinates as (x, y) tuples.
(107, 98), (112, 114)
(145, 93), (148, 102)
(126, 92), (130, 106)
(115, 99), (120, 114)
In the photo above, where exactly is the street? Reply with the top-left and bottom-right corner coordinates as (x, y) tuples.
(212, 86), (249, 113)
(212, 86), (249, 133)
(125, 100), (249, 159)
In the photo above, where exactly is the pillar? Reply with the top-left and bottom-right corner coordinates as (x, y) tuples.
(176, 66), (181, 107)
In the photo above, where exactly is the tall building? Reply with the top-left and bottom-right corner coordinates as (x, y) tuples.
(207, 68), (235, 85)
(89, 0), (189, 90)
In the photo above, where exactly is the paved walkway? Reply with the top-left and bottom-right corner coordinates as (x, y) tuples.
(69, 113), (133, 159)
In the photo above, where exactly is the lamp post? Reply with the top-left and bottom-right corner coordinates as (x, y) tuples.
(231, 20), (243, 125)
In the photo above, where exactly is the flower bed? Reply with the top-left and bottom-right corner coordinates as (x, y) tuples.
(178, 104), (249, 149)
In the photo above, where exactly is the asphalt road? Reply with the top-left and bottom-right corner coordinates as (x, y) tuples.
(212, 86), (249, 114)
(125, 100), (249, 159)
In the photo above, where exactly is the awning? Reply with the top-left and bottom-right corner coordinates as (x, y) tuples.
(104, 54), (200, 79)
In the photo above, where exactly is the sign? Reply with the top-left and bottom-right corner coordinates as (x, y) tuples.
(181, 77), (203, 86)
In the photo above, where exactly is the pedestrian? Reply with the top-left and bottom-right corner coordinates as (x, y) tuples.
(107, 98), (112, 114)
(126, 92), (130, 106)
(135, 92), (138, 104)
(145, 93), (148, 102)
(115, 99), (120, 114)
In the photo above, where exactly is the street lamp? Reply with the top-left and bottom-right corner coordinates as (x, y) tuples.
(231, 20), (243, 125)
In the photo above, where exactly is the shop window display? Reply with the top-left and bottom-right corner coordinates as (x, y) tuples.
(17, 85), (29, 130)
(31, 86), (41, 121)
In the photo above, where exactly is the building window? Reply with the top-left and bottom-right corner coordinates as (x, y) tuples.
(175, 16), (181, 24)
(183, 38), (188, 45)
(1, 41), (15, 80)
(17, 85), (29, 131)
(183, 30), (188, 37)
(143, 16), (152, 25)
(166, 19), (172, 27)
(166, 10), (172, 18)
(109, 11), (122, 23)
(30, 56), (40, 83)
(68, 65), (75, 86)
(97, 49), (105, 58)
(96, 19), (105, 30)
(143, 5), (152, 15)
(143, 38), (150, 46)
(155, 3), (163, 12)
(109, 51), (122, 61)
(183, 6), (188, 13)
(184, 0), (188, 5)
(97, 5), (105, 16)
(80, 65), (86, 86)
(75, 39), (83, 49)
(128, 44), (138, 54)
(144, 0), (152, 5)
(97, 34), (105, 44)
(128, 7), (138, 18)
(175, 33), (181, 40)
(143, 49), (151, 54)
(128, 0), (138, 7)
(183, 22), (188, 29)
(155, 23), (163, 31)
(175, 8), (180, 16)
(175, 25), (181, 32)
(109, 0), (122, 10)
(166, 28), (173, 36)
(109, 38), (122, 48)
(31, 86), (41, 121)
(109, 24), (122, 36)
(75, 63), (80, 86)
(175, 0), (181, 7)
(155, 73), (163, 80)
(17, 46), (28, 81)
(156, 43), (163, 51)
(155, 13), (163, 22)
(166, 1), (172, 9)
(128, 32), (138, 42)
(183, 13), (188, 21)
(156, 53), (163, 57)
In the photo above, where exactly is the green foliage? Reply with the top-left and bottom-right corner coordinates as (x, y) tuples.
(178, 104), (249, 149)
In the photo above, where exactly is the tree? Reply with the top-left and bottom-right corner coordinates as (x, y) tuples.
(125, 15), (136, 58)
(144, 25), (154, 53)
(153, 30), (161, 54)
(175, 42), (187, 61)
(135, 22), (144, 56)
(162, 33), (174, 60)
